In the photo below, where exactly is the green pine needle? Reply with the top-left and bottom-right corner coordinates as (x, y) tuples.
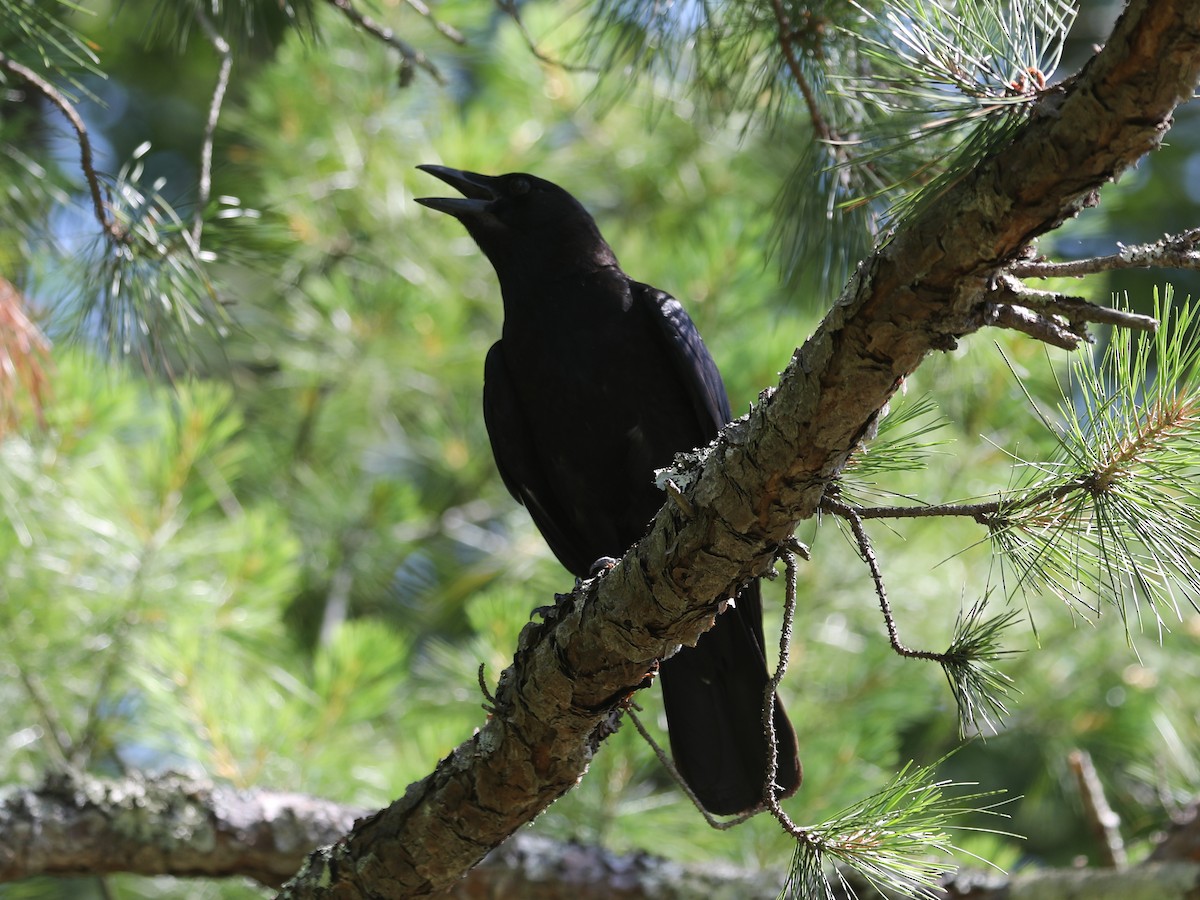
(940, 598), (1021, 737)
(0, 0), (102, 97)
(838, 393), (951, 504)
(832, 0), (1077, 221)
(781, 757), (1010, 900)
(49, 143), (237, 377)
(144, 0), (320, 51)
(847, 0), (1075, 112)
(992, 288), (1200, 634)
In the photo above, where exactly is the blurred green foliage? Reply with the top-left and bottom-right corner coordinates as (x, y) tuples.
(3, 0), (1200, 897)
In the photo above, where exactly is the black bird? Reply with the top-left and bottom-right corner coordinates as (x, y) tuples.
(416, 165), (801, 815)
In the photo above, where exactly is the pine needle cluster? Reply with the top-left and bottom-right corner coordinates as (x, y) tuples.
(993, 289), (1200, 634)
(782, 758), (1009, 899)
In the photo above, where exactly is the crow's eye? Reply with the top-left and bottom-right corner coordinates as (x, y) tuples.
(509, 176), (532, 197)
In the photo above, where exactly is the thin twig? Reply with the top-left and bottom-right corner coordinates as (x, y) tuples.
(828, 474), (1100, 526)
(991, 272), (1159, 334)
(404, 0), (465, 44)
(627, 708), (749, 830)
(192, 10), (233, 246)
(830, 468), (1125, 534)
(833, 498), (1002, 526)
(823, 497), (947, 662)
(984, 302), (1088, 350)
(493, 0), (597, 73)
(1011, 228), (1200, 278)
(0, 52), (123, 241)
(1069, 749), (1127, 868)
(763, 546), (805, 836)
(17, 668), (75, 771)
(325, 0), (445, 85)
(1029, 295), (1158, 331)
(768, 0), (832, 143)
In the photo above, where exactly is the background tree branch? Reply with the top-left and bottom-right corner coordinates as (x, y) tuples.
(278, 1), (1200, 896)
(7, 775), (1200, 899)
(0, 773), (365, 888)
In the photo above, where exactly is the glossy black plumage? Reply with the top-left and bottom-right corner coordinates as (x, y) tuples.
(416, 165), (801, 815)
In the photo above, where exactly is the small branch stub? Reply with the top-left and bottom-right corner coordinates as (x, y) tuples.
(1012, 229), (1200, 278)
(983, 272), (1159, 349)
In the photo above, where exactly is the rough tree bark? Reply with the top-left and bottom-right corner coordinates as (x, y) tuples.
(274, 1), (1200, 897)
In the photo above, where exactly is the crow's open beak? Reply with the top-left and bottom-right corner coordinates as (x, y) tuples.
(415, 165), (499, 218)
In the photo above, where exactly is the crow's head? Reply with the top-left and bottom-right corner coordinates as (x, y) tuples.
(416, 165), (616, 275)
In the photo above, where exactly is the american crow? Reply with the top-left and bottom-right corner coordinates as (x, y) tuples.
(416, 165), (801, 815)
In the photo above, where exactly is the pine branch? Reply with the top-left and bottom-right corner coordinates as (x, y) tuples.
(494, 0), (597, 73)
(0, 0), (102, 89)
(992, 289), (1200, 626)
(833, 291), (1200, 632)
(940, 600), (1020, 736)
(749, 547), (1011, 899)
(831, 0), (1077, 222)
(846, 0), (1076, 111)
(754, 545), (1002, 899)
(6, 772), (1199, 897)
(0, 51), (123, 242)
(823, 496), (1021, 735)
(982, 272), (1158, 349)
(1011, 228), (1200, 278)
(280, 3), (1200, 894)
(770, 0), (835, 144)
(3, 32), (263, 374)
(324, 0), (444, 85)
(774, 0), (1077, 295)
(48, 144), (233, 378)
(2, 11), (239, 376)
(405, 0), (464, 45)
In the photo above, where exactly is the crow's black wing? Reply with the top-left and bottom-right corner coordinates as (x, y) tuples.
(483, 340), (591, 572)
(634, 281), (732, 432)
